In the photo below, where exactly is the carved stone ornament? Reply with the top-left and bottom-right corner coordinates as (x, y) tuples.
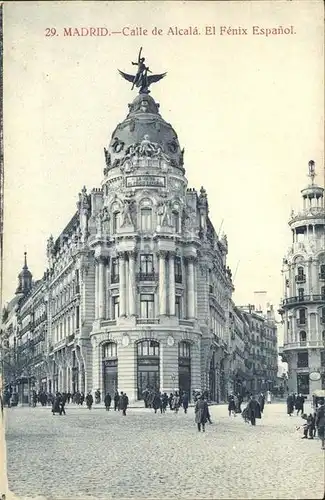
(122, 334), (130, 347)
(167, 137), (179, 154)
(167, 335), (175, 347)
(111, 137), (125, 154)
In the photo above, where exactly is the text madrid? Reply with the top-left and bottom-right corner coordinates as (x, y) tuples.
(62, 26), (296, 37)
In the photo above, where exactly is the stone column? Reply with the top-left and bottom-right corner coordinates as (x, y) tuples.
(106, 261), (110, 319)
(95, 262), (99, 319)
(168, 252), (176, 316)
(119, 252), (126, 317)
(159, 342), (179, 393)
(158, 251), (167, 315)
(128, 251), (136, 316)
(117, 341), (137, 402)
(98, 257), (106, 319)
(187, 257), (196, 319)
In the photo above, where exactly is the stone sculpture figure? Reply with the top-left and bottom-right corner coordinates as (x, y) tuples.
(121, 200), (133, 226)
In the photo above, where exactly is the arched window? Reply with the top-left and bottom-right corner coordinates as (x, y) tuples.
(299, 331), (307, 343)
(112, 211), (120, 234)
(296, 266), (306, 284)
(137, 340), (160, 357)
(141, 208), (152, 231)
(297, 266), (304, 276)
(102, 342), (117, 359)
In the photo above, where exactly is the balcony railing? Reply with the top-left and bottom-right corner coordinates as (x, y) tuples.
(137, 272), (158, 282)
(295, 275), (306, 284)
(283, 340), (324, 349)
(136, 318), (160, 325)
(283, 295), (325, 306)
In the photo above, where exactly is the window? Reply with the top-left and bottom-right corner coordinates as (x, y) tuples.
(320, 264), (325, 279)
(321, 286), (325, 300)
(297, 351), (309, 368)
(76, 306), (80, 329)
(322, 330), (325, 342)
(111, 257), (119, 283)
(139, 254), (154, 280)
(297, 266), (304, 277)
(141, 208), (152, 231)
(140, 294), (154, 318)
(112, 212), (120, 233)
(298, 308), (306, 325)
(103, 342), (117, 359)
(172, 211), (180, 233)
(112, 296), (119, 319)
(321, 307), (325, 324)
(299, 331), (307, 344)
(179, 341), (191, 358)
(321, 351), (325, 367)
(175, 256), (182, 283)
(175, 296), (182, 318)
(298, 288), (304, 301)
(137, 340), (159, 357)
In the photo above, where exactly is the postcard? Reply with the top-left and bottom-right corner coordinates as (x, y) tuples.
(0, 1), (324, 499)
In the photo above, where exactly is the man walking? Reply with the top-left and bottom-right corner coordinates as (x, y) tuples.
(315, 398), (325, 451)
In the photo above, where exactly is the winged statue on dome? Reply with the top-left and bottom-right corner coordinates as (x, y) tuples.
(118, 47), (167, 94)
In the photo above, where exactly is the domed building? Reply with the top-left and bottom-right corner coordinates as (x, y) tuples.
(2, 57), (241, 403)
(279, 161), (325, 396)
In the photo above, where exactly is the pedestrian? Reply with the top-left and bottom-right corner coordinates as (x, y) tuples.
(266, 390), (272, 404)
(104, 392), (112, 411)
(295, 393), (305, 416)
(172, 392), (180, 413)
(228, 394), (236, 417)
(120, 392), (129, 416)
(194, 395), (209, 432)
(152, 392), (161, 414)
(161, 393), (168, 413)
(114, 390), (120, 411)
(182, 392), (189, 414)
(86, 392), (93, 410)
(315, 398), (325, 451)
(258, 393), (265, 414)
(286, 394), (294, 416)
(247, 395), (262, 426)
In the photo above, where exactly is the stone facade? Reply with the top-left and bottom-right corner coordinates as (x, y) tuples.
(279, 161), (325, 396)
(1, 86), (278, 403)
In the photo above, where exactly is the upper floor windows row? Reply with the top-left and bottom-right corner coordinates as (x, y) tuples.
(111, 254), (183, 284)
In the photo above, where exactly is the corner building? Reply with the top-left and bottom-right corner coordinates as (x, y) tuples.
(280, 161), (325, 396)
(43, 90), (233, 402)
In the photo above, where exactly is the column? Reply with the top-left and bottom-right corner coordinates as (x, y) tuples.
(95, 262), (99, 318)
(128, 251), (136, 316)
(187, 257), (195, 319)
(119, 252), (126, 317)
(168, 252), (176, 316)
(159, 251), (167, 315)
(106, 260), (110, 319)
(98, 258), (106, 319)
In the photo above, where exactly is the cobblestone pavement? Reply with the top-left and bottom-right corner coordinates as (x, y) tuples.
(3, 402), (325, 500)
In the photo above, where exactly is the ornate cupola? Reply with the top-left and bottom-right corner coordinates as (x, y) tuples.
(15, 251), (33, 295)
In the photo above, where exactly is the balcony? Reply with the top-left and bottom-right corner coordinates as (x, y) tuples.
(282, 294), (325, 307)
(282, 340), (324, 350)
(295, 274), (306, 284)
(180, 319), (194, 327)
(136, 318), (160, 325)
(137, 272), (158, 282)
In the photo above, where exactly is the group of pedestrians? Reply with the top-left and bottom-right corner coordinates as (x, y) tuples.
(142, 389), (189, 414)
(296, 398), (325, 450)
(286, 393), (306, 416)
(102, 391), (129, 415)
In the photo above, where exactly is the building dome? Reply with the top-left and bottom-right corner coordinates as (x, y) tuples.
(105, 94), (184, 173)
(15, 252), (33, 295)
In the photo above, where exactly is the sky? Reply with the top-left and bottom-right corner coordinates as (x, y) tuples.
(2, 1), (324, 347)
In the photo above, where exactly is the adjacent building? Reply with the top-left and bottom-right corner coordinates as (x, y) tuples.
(279, 161), (325, 395)
(0, 61), (279, 402)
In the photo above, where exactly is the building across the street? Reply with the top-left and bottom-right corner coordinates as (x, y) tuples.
(279, 161), (325, 396)
(0, 56), (279, 403)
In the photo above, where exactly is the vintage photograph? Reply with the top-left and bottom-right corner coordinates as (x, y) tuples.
(0, 1), (324, 499)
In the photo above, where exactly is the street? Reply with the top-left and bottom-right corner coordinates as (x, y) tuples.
(3, 402), (325, 499)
